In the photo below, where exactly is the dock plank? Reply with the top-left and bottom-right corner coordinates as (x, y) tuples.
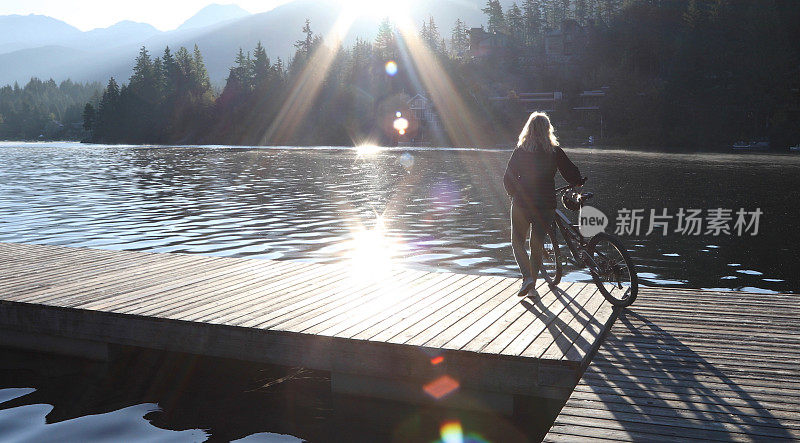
(357, 275), (497, 343)
(0, 242), (620, 409)
(545, 287), (800, 442)
(344, 273), (481, 340)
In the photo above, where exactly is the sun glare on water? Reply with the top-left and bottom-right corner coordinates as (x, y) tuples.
(354, 144), (384, 157)
(347, 214), (401, 283)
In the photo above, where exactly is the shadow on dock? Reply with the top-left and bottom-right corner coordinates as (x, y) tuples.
(548, 304), (798, 441)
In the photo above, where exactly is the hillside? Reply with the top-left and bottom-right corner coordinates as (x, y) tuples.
(0, 0), (490, 86)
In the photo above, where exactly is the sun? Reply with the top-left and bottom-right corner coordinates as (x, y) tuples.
(340, 0), (417, 21)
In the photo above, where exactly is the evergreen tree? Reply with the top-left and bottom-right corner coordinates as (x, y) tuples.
(152, 56), (164, 93)
(421, 16), (442, 52)
(253, 41), (272, 88)
(375, 18), (396, 60)
(193, 44), (212, 93)
(543, 0), (558, 28)
(130, 47), (154, 89)
(0, 77), (99, 140)
(683, 0), (703, 29)
(450, 18), (469, 57)
(599, 0), (621, 23)
(294, 19), (315, 59)
(161, 46), (177, 97)
(482, 0), (506, 33)
(95, 77), (120, 141)
(560, 0), (572, 22)
(522, 0), (543, 46)
(127, 46), (160, 141)
(506, 3), (525, 43)
(273, 57), (285, 80)
(82, 103), (95, 131)
(574, 0), (589, 24)
(60, 2), (800, 149)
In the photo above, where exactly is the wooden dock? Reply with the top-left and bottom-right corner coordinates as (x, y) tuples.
(0, 242), (618, 413)
(545, 287), (800, 441)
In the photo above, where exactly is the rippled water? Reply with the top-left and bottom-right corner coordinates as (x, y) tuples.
(1, 142), (798, 293)
(1, 142), (798, 441)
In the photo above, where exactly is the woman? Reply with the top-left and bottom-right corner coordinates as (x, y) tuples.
(504, 112), (583, 297)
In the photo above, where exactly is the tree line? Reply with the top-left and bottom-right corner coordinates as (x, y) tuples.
(6, 0), (797, 149)
(83, 45), (216, 144)
(467, 0), (800, 149)
(0, 78), (101, 140)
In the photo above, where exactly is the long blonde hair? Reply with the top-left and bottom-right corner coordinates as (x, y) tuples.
(517, 112), (559, 152)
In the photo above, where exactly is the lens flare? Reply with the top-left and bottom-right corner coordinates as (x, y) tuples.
(440, 421), (463, 443)
(398, 152), (414, 170)
(393, 117), (409, 134)
(423, 375), (459, 400)
(385, 60), (398, 76)
(395, 111), (402, 118)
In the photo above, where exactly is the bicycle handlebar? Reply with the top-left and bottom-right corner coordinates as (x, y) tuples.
(555, 177), (588, 194)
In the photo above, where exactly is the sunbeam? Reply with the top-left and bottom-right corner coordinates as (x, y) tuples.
(260, 14), (357, 144)
(394, 26), (491, 148)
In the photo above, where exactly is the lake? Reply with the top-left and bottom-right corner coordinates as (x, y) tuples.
(0, 142), (798, 441)
(1, 142), (798, 293)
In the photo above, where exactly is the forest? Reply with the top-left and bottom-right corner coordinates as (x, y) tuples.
(3, 0), (799, 150)
(0, 78), (101, 140)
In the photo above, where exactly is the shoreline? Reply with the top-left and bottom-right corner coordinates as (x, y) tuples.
(2, 140), (799, 156)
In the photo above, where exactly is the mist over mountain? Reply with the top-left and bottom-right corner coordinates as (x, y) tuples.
(0, 14), (82, 53)
(177, 3), (251, 30)
(0, 0), (493, 86)
(82, 21), (161, 47)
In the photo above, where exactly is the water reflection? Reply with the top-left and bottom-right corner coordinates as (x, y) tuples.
(0, 143), (797, 293)
(0, 394), (209, 441)
(346, 213), (399, 282)
(0, 347), (543, 442)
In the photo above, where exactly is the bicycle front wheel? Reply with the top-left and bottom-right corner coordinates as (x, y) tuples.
(586, 233), (638, 307)
(540, 226), (563, 285)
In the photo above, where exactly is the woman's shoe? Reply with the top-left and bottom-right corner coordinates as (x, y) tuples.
(517, 277), (535, 297)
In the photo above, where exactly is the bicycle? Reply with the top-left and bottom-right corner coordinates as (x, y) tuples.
(540, 178), (638, 307)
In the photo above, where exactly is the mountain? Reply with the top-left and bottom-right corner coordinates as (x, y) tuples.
(82, 21), (161, 48)
(0, 46), (90, 86)
(163, 0), (491, 83)
(0, 14), (81, 53)
(177, 4), (251, 31)
(0, 0), (493, 86)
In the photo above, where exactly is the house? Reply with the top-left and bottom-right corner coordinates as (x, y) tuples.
(468, 27), (512, 59)
(489, 91), (563, 114)
(405, 94), (441, 144)
(408, 94), (441, 129)
(572, 87), (608, 138)
(572, 88), (607, 112)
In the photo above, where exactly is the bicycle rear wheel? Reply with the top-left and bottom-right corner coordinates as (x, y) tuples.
(586, 232), (638, 307)
(540, 226), (563, 285)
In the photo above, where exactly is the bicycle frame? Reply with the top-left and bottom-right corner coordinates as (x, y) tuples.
(552, 208), (587, 265)
(551, 184), (602, 272)
(549, 180), (639, 306)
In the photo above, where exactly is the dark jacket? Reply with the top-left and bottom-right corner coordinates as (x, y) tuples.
(503, 146), (582, 209)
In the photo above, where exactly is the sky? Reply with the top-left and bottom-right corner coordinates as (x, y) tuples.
(0, 1), (293, 31)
